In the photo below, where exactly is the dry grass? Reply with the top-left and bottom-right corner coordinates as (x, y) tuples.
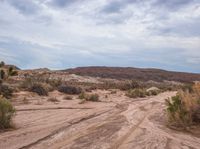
(166, 83), (200, 128)
(0, 96), (15, 129)
(78, 92), (100, 102)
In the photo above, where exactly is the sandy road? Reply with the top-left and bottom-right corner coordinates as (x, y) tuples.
(0, 91), (200, 149)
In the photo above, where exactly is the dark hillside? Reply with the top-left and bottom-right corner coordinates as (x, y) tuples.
(64, 66), (200, 83)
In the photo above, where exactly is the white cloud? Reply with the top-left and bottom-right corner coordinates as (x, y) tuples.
(0, 0), (199, 72)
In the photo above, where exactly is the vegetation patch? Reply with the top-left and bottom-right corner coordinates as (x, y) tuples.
(29, 83), (48, 96)
(165, 83), (200, 128)
(58, 85), (82, 95)
(126, 89), (147, 98)
(79, 92), (100, 102)
(0, 84), (13, 99)
(0, 96), (15, 129)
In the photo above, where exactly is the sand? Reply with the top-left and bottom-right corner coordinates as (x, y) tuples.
(0, 91), (200, 149)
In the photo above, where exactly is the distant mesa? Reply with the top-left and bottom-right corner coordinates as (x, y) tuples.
(63, 66), (200, 83)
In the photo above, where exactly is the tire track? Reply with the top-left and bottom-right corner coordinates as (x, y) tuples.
(16, 107), (93, 111)
(109, 102), (155, 149)
(19, 109), (112, 149)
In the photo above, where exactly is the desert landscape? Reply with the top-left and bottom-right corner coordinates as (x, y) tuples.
(1, 1), (200, 148)
(0, 62), (200, 149)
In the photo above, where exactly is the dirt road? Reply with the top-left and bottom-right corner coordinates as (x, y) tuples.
(0, 91), (200, 149)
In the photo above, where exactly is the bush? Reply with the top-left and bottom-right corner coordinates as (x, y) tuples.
(78, 92), (86, 99)
(58, 85), (82, 95)
(30, 83), (48, 96)
(165, 83), (200, 127)
(78, 92), (100, 102)
(48, 97), (59, 102)
(165, 95), (191, 127)
(0, 96), (15, 129)
(119, 80), (140, 91)
(0, 84), (13, 98)
(87, 94), (99, 102)
(148, 90), (159, 96)
(126, 89), (146, 98)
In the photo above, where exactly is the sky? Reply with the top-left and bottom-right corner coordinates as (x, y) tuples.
(0, 0), (200, 73)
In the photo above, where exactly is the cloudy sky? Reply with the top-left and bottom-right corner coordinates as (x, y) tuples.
(0, 0), (200, 72)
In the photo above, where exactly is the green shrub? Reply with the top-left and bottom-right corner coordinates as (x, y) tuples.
(0, 96), (15, 129)
(58, 85), (82, 95)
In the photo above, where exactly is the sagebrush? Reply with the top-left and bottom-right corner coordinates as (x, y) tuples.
(0, 96), (15, 129)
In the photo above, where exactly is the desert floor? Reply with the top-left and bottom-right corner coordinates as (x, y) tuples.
(0, 90), (200, 149)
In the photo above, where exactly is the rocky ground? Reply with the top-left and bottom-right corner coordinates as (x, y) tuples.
(1, 90), (200, 149)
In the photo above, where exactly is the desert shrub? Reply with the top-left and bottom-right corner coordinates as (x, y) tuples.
(0, 96), (15, 129)
(182, 83), (193, 93)
(147, 90), (160, 96)
(58, 85), (82, 95)
(151, 90), (159, 95)
(48, 97), (59, 102)
(87, 94), (99, 102)
(20, 77), (35, 89)
(0, 69), (5, 80)
(126, 89), (146, 98)
(78, 92), (86, 99)
(165, 95), (191, 127)
(119, 80), (140, 91)
(166, 83), (200, 127)
(0, 84), (13, 98)
(63, 96), (73, 100)
(29, 83), (48, 96)
(46, 79), (62, 88)
(78, 92), (99, 102)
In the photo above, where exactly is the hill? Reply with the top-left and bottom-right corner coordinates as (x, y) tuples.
(64, 66), (200, 83)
